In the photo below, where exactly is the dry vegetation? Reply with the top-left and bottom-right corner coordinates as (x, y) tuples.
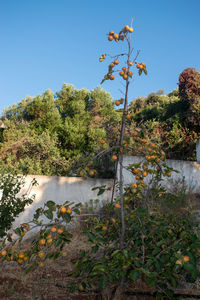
(0, 217), (200, 300)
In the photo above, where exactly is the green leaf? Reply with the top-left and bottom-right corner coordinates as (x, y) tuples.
(169, 276), (178, 287)
(98, 276), (107, 290)
(146, 277), (157, 286)
(144, 68), (147, 75)
(44, 210), (53, 220)
(138, 69), (142, 76)
(97, 188), (105, 196)
(184, 262), (196, 272)
(55, 238), (62, 247)
(129, 270), (140, 281)
(88, 232), (96, 242)
(46, 200), (56, 210)
(62, 212), (71, 222)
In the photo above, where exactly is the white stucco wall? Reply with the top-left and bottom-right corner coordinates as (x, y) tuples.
(11, 175), (114, 237)
(6, 156), (200, 237)
(117, 155), (200, 193)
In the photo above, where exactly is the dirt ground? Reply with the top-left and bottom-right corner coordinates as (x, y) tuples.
(0, 231), (97, 300)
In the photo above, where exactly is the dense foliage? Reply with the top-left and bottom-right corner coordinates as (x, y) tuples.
(1, 68), (200, 177)
(128, 68), (200, 160)
(0, 85), (120, 177)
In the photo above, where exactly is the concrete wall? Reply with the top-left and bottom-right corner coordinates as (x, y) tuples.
(6, 155), (200, 236)
(118, 155), (200, 193)
(12, 175), (113, 236)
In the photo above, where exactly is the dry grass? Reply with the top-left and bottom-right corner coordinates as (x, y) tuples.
(0, 229), (99, 300)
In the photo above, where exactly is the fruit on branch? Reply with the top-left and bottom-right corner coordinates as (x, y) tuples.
(112, 155), (117, 161)
(115, 100), (121, 106)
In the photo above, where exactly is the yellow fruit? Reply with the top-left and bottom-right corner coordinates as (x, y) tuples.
(119, 71), (124, 76)
(108, 35), (114, 41)
(128, 61), (133, 66)
(129, 27), (134, 33)
(167, 172), (171, 177)
(17, 259), (23, 264)
(39, 262), (44, 267)
(57, 228), (63, 234)
(21, 231), (25, 237)
(132, 189), (137, 193)
(89, 170), (94, 176)
(47, 238), (53, 244)
(0, 250), (7, 256)
(111, 218), (116, 223)
(38, 251), (45, 258)
(132, 168), (140, 174)
(100, 139), (105, 144)
(136, 64), (140, 69)
(123, 74), (128, 80)
(109, 30), (114, 35)
(132, 183), (137, 188)
(18, 253), (24, 259)
(23, 256), (29, 262)
(115, 203), (121, 209)
(125, 25), (130, 31)
(67, 208), (72, 214)
(113, 33), (119, 39)
(60, 206), (67, 213)
(112, 155), (117, 161)
(39, 239), (46, 246)
(102, 226), (107, 231)
(115, 100), (121, 106)
(127, 114), (131, 119)
(110, 62), (115, 68)
(183, 255), (190, 262)
(50, 227), (57, 233)
(143, 171), (148, 177)
(46, 234), (52, 239)
(114, 59), (119, 65)
(109, 74), (115, 80)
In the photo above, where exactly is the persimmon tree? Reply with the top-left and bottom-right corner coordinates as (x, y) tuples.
(71, 23), (200, 299)
(0, 22), (200, 300)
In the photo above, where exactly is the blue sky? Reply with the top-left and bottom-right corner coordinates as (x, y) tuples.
(1, 0), (200, 114)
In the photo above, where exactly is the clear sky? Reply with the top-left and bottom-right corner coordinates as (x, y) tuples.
(1, 0), (200, 114)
